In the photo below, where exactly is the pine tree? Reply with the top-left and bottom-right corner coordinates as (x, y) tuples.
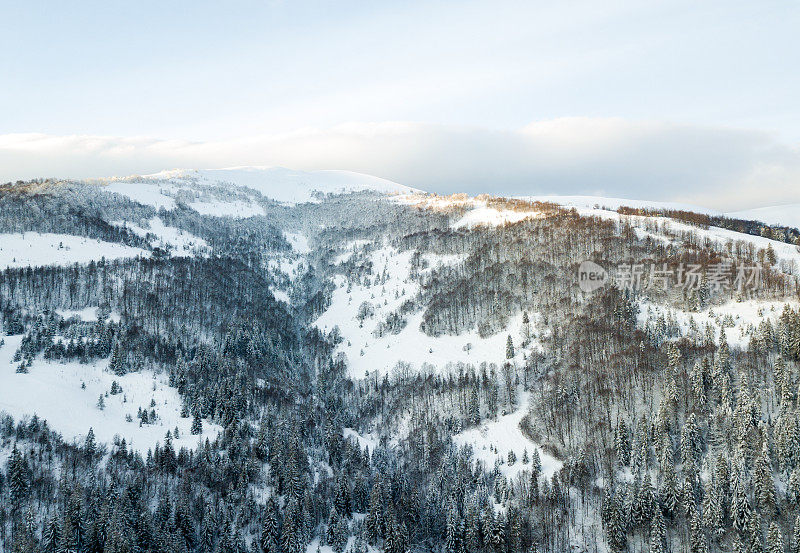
(108, 340), (126, 376)
(7, 445), (29, 513)
(191, 412), (203, 435)
(756, 441), (778, 516)
(767, 522), (784, 553)
(464, 498), (482, 552)
(505, 335), (514, 359)
(327, 507), (347, 553)
(615, 420), (631, 466)
(334, 473), (352, 518)
(690, 511), (709, 553)
(731, 465), (753, 535)
(792, 515), (800, 553)
(260, 496), (280, 553)
(606, 491), (627, 553)
(650, 508), (667, 553)
(469, 385), (481, 425)
(445, 504), (460, 553)
(521, 311), (531, 345)
(42, 516), (60, 553)
(661, 461), (679, 517)
(85, 427), (96, 460)
(367, 481), (384, 543)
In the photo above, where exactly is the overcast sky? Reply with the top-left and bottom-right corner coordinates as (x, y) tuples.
(2, 0), (799, 209)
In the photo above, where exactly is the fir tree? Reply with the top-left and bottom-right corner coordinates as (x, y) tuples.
(191, 412), (203, 435)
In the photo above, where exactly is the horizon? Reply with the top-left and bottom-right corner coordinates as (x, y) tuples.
(3, 1), (800, 210)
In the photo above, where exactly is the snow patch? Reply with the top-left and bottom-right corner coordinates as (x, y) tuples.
(188, 198), (265, 218)
(0, 335), (220, 452)
(452, 206), (542, 228)
(57, 307), (121, 323)
(114, 217), (209, 256)
(453, 392), (562, 480)
(0, 232), (147, 269)
(104, 181), (177, 210)
(315, 246), (540, 378)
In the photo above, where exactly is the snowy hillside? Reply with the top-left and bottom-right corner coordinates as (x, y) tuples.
(520, 194), (720, 215)
(2, 170), (800, 553)
(400, 192), (800, 275)
(727, 203), (800, 230)
(315, 243), (543, 378)
(104, 166), (419, 215)
(0, 232), (147, 269)
(0, 334), (220, 453)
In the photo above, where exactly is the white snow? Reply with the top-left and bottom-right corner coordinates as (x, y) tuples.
(285, 232), (311, 254)
(343, 427), (379, 452)
(146, 167), (419, 205)
(727, 203), (800, 230)
(113, 217), (209, 256)
(314, 246), (541, 378)
(0, 232), (147, 269)
(396, 194), (549, 229)
(188, 198), (265, 218)
(520, 195), (720, 215)
(270, 288), (291, 304)
(0, 335), (220, 453)
(104, 181), (178, 210)
(453, 392), (562, 480)
(57, 307), (121, 323)
(452, 205), (542, 228)
(333, 240), (372, 264)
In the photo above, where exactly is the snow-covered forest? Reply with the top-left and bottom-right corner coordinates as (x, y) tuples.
(1, 170), (799, 553)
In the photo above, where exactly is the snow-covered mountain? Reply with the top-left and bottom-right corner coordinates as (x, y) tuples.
(105, 166), (419, 212)
(1, 169), (800, 553)
(727, 203), (800, 230)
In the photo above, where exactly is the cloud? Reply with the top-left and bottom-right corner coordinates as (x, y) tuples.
(1, 119), (799, 210)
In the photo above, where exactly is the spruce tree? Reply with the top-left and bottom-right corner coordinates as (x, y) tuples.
(7, 445), (29, 513)
(767, 522), (784, 553)
(191, 412), (203, 435)
(260, 497), (280, 553)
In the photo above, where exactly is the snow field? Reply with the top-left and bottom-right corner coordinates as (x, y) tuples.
(453, 392), (562, 480)
(315, 245), (541, 379)
(0, 334), (220, 453)
(0, 232), (148, 269)
(113, 216), (209, 256)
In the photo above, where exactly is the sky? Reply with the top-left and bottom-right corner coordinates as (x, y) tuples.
(1, 0), (799, 209)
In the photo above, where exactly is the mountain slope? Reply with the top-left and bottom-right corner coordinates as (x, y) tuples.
(105, 166), (419, 211)
(2, 169), (800, 553)
(727, 203), (800, 230)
